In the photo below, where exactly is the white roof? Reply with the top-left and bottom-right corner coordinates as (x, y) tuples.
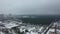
(5, 23), (18, 29)
(28, 27), (35, 31)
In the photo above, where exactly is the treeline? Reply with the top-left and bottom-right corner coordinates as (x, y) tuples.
(17, 15), (60, 25)
(20, 18), (53, 25)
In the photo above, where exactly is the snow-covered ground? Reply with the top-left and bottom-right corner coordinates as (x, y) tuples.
(46, 29), (55, 34)
(1, 20), (60, 34)
(0, 31), (5, 34)
(0, 20), (48, 34)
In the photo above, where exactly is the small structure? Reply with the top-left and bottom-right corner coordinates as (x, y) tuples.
(49, 31), (55, 34)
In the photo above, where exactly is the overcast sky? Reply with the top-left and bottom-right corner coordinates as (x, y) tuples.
(0, 0), (60, 15)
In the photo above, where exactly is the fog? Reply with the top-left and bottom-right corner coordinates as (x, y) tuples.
(0, 0), (60, 15)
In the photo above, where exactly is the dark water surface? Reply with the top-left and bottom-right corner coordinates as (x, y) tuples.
(18, 15), (60, 25)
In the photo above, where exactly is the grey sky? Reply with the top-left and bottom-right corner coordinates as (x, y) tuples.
(0, 0), (60, 15)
